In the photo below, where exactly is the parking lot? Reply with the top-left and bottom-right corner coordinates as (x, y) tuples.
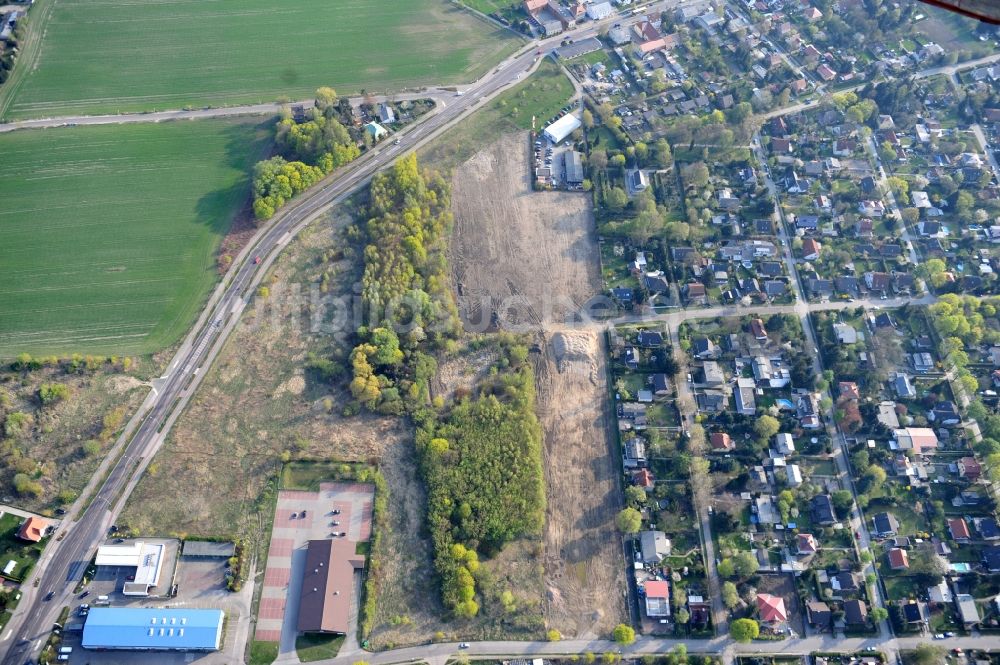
(256, 482), (374, 657)
(59, 540), (251, 665)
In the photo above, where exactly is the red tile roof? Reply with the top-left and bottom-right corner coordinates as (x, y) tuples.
(757, 593), (788, 622)
(645, 580), (670, 599)
(17, 516), (47, 543)
(710, 432), (733, 450)
(797, 533), (818, 553)
(949, 518), (971, 540)
(888, 547), (909, 569)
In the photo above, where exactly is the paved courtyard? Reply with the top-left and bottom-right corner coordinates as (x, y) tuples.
(256, 482), (374, 657)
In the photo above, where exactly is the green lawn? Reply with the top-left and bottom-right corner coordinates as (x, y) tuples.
(0, 512), (44, 582)
(459, 0), (522, 13)
(296, 634), (344, 662)
(249, 641), (278, 665)
(0, 118), (270, 357)
(0, 0), (521, 120)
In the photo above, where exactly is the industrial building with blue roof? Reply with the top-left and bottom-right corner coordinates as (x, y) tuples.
(82, 607), (224, 651)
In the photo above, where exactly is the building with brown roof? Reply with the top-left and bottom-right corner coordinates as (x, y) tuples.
(17, 516), (48, 543)
(888, 547), (909, 570)
(297, 539), (366, 634)
(632, 21), (668, 54)
(710, 432), (734, 450)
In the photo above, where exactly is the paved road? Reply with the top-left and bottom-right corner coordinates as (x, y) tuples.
(0, 91), (452, 133)
(328, 633), (995, 665)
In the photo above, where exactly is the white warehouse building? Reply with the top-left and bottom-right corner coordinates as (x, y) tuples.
(543, 113), (581, 144)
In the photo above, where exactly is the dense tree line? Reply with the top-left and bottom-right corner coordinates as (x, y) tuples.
(343, 154), (460, 415)
(415, 346), (545, 617)
(252, 87), (361, 220)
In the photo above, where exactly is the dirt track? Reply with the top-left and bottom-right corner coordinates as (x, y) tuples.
(450, 132), (625, 637)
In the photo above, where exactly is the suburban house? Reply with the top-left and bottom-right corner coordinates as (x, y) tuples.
(750, 318), (768, 341)
(810, 494), (836, 525)
(734, 377), (757, 416)
(891, 428), (938, 454)
(757, 593), (788, 625)
(644, 580), (671, 617)
(702, 361), (725, 386)
(956, 593), (980, 627)
(16, 516), (48, 543)
(710, 432), (734, 451)
(807, 601), (832, 629)
(797, 533), (819, 555)
(844, 599), (868, 625)
(623, 437), (647, 468)
(948, 518), (971, 543)
(632, 21), (669, 54)
(775, 432), (795, 455)
(639, 530), (671, 563)
(802, 238), (821, 260)
(873, 512), (900, 537)
(888, 547), (910, 570)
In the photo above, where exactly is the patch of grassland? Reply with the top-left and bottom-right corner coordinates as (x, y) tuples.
(0, 118), (270, 357)
(295, 634), (344, 662)
(1, 0), (521, 119)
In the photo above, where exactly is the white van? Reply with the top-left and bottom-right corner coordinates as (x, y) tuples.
(59, 646), (73, 654)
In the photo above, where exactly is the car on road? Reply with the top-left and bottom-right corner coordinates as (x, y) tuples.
(44, 591), (54, 601)
(459, 643), (470, 649)
(254, 255), (261, 264)
(934, 634), (945, 640)
(79, 591), (89, 598)
(944, 632), (955, 638)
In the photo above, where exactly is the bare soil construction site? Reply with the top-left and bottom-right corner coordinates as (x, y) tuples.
(450, 132), (600, 331)
(449, 132), (626, 637)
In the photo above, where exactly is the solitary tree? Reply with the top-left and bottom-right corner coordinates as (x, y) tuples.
(730, 618), (759, 642)
(754, 414), (780, 441)
(615, 507), (642, 534)
(612, 623), (636, 645)
(721, 581), (740, 609)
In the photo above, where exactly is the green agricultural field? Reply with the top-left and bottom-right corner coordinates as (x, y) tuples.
(0, 118), (270, 357)
(0, 0), (521, 120)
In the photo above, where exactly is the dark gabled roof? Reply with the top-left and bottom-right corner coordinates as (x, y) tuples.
(810, 494), (835, 524)
(844, 599), (868, 624)
(759, 261), (783, 276)
(652, 373), (670, 392)
(808, 278), (834, 296)
(671, 246), (696, 260)
(902, 602), (922, 623)
(984, 545), (1000, 571)
(638, 331), (664, 347)
(835, 276), (859, 294)
(979, 518), (1000, 539)
(764, 280), (786, 296)
(644, 275), (669, 293)
(836, 571), (858, 590)
(873, 512), (899, 534)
